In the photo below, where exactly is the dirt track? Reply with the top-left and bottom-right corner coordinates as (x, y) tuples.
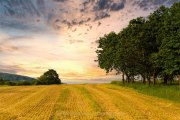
(0, 84), (180, 120)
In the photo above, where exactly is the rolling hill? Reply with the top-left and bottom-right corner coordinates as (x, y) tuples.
(0, 72), (35, 81)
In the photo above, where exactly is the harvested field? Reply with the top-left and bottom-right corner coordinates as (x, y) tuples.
(0, 84), (180, 120)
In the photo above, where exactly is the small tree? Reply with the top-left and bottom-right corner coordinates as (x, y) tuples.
(36, 69), (61, 85)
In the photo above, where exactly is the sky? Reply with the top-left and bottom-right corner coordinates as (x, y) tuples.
(0, 0), (179, 83)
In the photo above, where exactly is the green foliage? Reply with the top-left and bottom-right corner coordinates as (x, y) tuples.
(35, 69), (61, 85)
(16, 81), (33, 86)
(96, 32), (119, 73)
(0, 78), (34, 86)
(152, 3), (180, 77)
(111, 81), (180, 103)
(0, 69), (62, 86)
(96, 2), (180, 84)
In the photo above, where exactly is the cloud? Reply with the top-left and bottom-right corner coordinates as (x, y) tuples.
(0, 0), (40, 18)
(94, 0), (126, 11)
(0, 0), (127, 31)
(53, 0), (66, 2)
(0, 65), (26, 74)
(94, 0), (110, 10)
(0, 20), (29, 30)
(0, 19), (48, 33)
(69, 40), (84, 44)
(0, 36), (33, 42)
(1, 0), (179, 82)
(0, 43), (28, 53)
(0, 0), (178, 32)
(110, 0), (126, 11)
(80, 0), (126, 22)
(0, 45), (19, 53)
(132, 0), (180, 11)
(0, 35), (31, 53)
(95, 11), (110, 21)
(0, 64), (43, 77)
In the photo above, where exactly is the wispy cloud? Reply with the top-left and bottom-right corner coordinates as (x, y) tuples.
(0, 0), (179, 82)
(0, 64), (26, 74)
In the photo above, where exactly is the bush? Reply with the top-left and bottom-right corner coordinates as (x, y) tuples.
(4, 81), (16, 86)
(16, 81), (32, 86)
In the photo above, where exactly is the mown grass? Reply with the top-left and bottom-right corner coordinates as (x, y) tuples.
(111, 81), (180, 103)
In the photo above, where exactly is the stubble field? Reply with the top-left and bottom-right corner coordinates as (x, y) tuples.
(0, 84), (180, 120)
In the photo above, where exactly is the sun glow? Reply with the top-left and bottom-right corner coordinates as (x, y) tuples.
(0, 0), (170, 82)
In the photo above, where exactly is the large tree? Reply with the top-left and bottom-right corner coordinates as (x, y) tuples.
(152, 2), (180, 84)
(36, 69), (61, 85)
(95, 2), (180, 85)
(96, 32), (118, 73)
(96, 32), (127, 82)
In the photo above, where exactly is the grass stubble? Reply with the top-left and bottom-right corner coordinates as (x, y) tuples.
(0, 84), (180, 120)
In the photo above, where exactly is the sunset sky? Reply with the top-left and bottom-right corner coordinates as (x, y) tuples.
(0, 0), (179, 83)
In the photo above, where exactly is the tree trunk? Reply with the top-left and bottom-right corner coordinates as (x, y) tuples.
(122, 72), (125, 84)
(142, 75), (146, 84)
(153, 73), (156, 85)
(163, 75), (168, 84)
(131, 75), (135, 83)
(127, 75), (130, 83)
(147, 76), (151, 85)
(178, 75), (180, 86)
(125, 73), (128, 83)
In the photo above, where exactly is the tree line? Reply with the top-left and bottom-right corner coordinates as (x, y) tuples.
(0, 69), (61, 86)
(96, 2), (180, 85)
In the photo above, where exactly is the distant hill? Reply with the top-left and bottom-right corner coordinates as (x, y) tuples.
(0, 72), (35, 81)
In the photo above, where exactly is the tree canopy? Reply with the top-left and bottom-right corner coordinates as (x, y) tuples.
(96, 2), (180, 85)
(36, 69), (61, 85)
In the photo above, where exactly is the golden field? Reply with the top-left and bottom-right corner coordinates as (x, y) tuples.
(0, 84), (180, 120)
